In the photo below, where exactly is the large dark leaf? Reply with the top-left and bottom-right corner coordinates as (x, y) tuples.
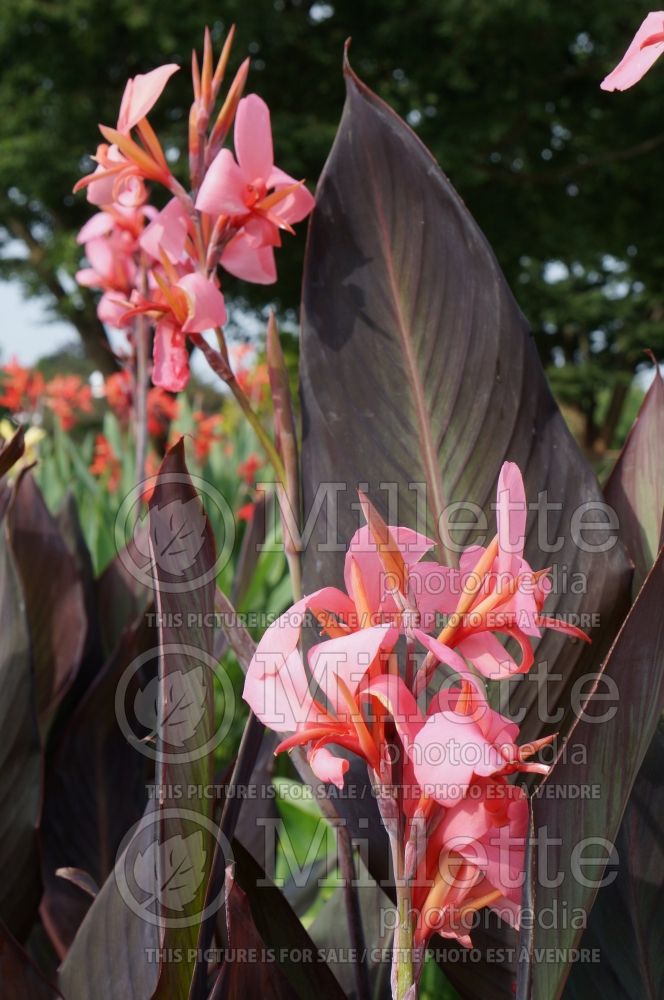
(40, 617), (154, 956)
(58, 801), (161, 1000)
(299, 52), (630, 740)
(7, 470), (86, 721)
(563, 720), (664, 1000)
(530, 545), (664, 1000)
(230, 838), (347, 999)
(209, 869), (297, 1000)
(60, 442), (217, 999)
(0, 920), (62, 999)
(0, 524), (41, 938)
(604, 367), (664, 592)
(148, 439), (218, 1000)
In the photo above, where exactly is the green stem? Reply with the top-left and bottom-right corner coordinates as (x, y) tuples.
(395, 883), (414, 999)
(225, 375), (287, 487)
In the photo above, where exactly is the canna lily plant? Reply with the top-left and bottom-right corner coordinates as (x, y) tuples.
(0, 14), (663, 1000)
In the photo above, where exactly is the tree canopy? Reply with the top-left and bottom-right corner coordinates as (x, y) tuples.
(1, 0), (663, 447)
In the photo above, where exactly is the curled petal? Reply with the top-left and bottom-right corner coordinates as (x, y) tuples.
(308, 746), (349, 790)
(178, 272), (227, 333)
(601, 12), (664, 92)
(117, 63), (180, 133)
(243, 587), (355, 732)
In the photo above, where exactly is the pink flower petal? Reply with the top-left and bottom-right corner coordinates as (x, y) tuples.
(221, 233), (277, 284)
(235, 95), (274, 182)
(344, 525), (435, 614)
(140, 197), (189, 263)
(97, 291), (129, 327)
(117, 63), (180, 133)
(410, 711), (484, 806)
(496, 461), (526, 576)
(77, 212), (114, 244)
(308, 747), (349, 789)
(268, 166), (316, 225)
(455, 632), (524, 680)
(601, 12), (664, 92)
(308, 623), (397, 713)
(152, 318), (190, 392)
(178, 273), (227, 333)
(243, 587), (355, 732)
(196, 149), (249, 216)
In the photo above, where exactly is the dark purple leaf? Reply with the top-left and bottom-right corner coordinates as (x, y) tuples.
(563, 722), (664, 1000)
(530, 545), (664, 1000)
(40, 618), (154, 956)
(0, 920), (61, 999)
(299, 52), (630, 744)
(208, 868), (297, 1000)
(605, 368), (664, 592)
(7, 471), (86, 721)
(0, 525), (41, 939)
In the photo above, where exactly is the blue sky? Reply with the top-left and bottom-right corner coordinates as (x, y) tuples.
(0, 281), (76, 364)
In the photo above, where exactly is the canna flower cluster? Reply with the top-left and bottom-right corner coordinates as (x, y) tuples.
(244, 463), (589, 952)
(74, 27), (315, 395)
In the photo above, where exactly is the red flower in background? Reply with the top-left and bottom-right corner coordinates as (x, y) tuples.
(45, 375), (93, 431)
(237, 452), (262, 485)
(192, 410), (223, 463)
(89, 433), (121, 492)
(237, 501), (256, 522)
(105, 370), (133, 421)
(147, 387), (179, 437)
(0, 360), (45, 414)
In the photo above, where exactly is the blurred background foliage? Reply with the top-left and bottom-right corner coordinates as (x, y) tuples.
(0, 0), (663, 456)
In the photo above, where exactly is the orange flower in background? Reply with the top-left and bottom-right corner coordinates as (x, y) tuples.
(0, 360), (45, 414)
(141, 451), (161, 503)
(105, 370), (133, 421)
(147, 387), (179, 437)
(237, 451), (262, 485)
(45, 375), (93, 430)
(192, 410), (223, 463)
(89, 434), (121, 492)
(235, 359), (269, 402)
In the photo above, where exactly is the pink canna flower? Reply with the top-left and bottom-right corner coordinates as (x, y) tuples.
(195, 94), (315, 283)
(122, 271), (227, 391)
(414, 462), (590, 689)
(601, 11), (664, 91)
(117, 64), (180, 134)
(412, 774), (528, 948)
